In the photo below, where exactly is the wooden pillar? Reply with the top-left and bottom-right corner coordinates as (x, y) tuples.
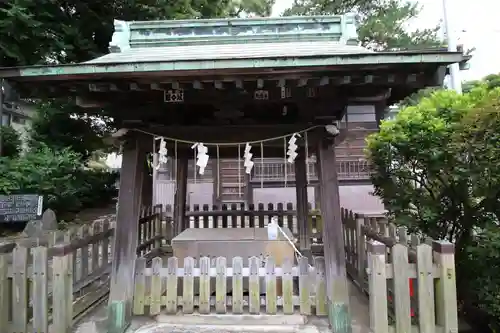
(212, 159), (220, 205)
(314, 185), (321, 210)
(108, 135), (146, 333)
(141, 158), (153, 208)
(152, 153), (159, 206)
(316, 139), (352, 333)
(294, 147), (311, 251)
(173, 152), (188, 236)
(245, 174), (254, 205)
(375, 101), (387, 128)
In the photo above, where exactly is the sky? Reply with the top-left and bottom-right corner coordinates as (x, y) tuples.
(271, 0), (500, 82)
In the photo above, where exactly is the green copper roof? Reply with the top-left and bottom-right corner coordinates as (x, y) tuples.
(2, 51), (465, 79)
(0, 14), (468, 80)
(87, 42), (371, 65)
(108, 14), (359, 51)
(90, 14), (366, 64)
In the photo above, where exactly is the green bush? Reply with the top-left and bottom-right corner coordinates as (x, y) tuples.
(463, 227), (500, 332)
(0, 125), (22, 158)
(0, 144), (117, 217)
(366, 82), (500, 329)
(72, 168), (118, 208)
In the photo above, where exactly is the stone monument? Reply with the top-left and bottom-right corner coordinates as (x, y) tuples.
(22, 208), (58, 237)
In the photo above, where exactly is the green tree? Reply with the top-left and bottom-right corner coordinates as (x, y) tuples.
(400, 73), (500, 108)
(0, 0), (274, 160)
(367, 85), (500, 249)
(0, 144), (118, 217)
(398, 87), (440, 107)
(0, 125), (22, 158)
(29, 100), (113, 162)
(365, 83), (500, 319)
(463, 73), (500, 93)
(283, 0), (442, 51)
(0, 0), (275, 67)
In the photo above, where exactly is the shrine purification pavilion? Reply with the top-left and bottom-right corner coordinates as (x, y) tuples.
(0, 14), (467, 333)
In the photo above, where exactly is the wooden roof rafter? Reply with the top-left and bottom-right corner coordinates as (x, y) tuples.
(11, 69), (441, 100)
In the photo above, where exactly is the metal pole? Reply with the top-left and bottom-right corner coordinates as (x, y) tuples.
(442, 0), (462, 94)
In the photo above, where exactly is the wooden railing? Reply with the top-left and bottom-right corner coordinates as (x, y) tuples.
(251, 158), (317, 181)
(337, 159), (371, 180)
(341, 208), (459, 333)
(0, 219), (114, 333)
(167, 202), (323, 244)
(132, 255), (327, 316)
(0, 204), (165, 333)
(137, 204), (165, 256)
(250, 158), (371, 182)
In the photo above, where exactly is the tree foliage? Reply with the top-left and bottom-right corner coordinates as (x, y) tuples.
(0, 125), (22, 158)
(398, 87), (440, 108)
(367, 85), (500, 245)
(463, 73), (500, 93)
(0, 0), (274, 67)
(0, 144), (118, 218)
(283, 0), (442, 51)
(0, 0), (275, 220)
(366, 82), (500, 324)
(29, 100), (113, 162)
(0, 0), (274, 162)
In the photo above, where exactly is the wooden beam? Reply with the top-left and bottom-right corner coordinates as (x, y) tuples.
(213, 158), (221, 205)
(173, 153), (188, 236)
(13, 70), (432, 99)
(316, 139), (352, 333)
(152, 153), (159, 206)
(294, 147), (311, 252)
(245, 173), (253, 205)
(108, 134), (147, 333)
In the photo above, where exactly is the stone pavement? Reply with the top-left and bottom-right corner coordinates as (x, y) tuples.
(73, 281), (371, 333)
(75, 311), (370, 333)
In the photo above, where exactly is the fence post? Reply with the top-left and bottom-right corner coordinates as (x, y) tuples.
(392, 244), (412, 333)
(416, 243), (436, 333)
(367, 241), (388, 333)
(0, 242), (15, 327)
(355, 215), (366, 285)
(51, 242), (74, 333)
(216, 257), (228, 314)
(433, 241), (458, 333)
(102, 220), (110, 266)
(12, 244), (29, 332)
(155, 205), (163, 248)
(132, 258), (147, 315)
(32, 246), (49, 333)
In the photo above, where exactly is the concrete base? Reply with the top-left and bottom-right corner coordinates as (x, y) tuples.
(156, 313), (307, 326)
(134, 323), (322, 333)
(126, 318), (370, 333)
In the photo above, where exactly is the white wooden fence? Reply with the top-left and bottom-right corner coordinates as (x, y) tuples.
(341, 209), (459, 333)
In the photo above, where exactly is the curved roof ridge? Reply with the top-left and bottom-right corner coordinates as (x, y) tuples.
(108, 14), (359, 52)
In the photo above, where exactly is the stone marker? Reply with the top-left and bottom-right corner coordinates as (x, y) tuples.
(40, 209), (58, 231)
(22, 208), (58, 237)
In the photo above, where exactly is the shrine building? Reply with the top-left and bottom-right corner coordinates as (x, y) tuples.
(0, 14), (468, 333)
